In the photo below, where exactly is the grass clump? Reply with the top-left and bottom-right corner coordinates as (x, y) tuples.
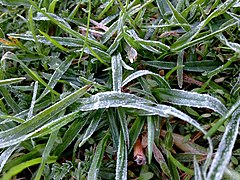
(0, 0), (239, 179)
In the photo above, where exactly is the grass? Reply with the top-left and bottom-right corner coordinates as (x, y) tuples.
(0, 0), (239, 179)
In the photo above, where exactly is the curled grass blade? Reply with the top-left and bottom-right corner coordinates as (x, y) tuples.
(122, 70), (170, 88)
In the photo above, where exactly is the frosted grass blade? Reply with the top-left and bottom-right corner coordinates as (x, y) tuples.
(116, 132), (127, 180)
(0, 77), (25, 86)
(0, 145), (18, 172)
(118, 108), (129, 147)
(34, 130), (59, 180)
(122, 70), (170, 88)
(79, 110), (103, 147)
(166, 0), (191, 31)
(88, 132), (110, 180)
(112, 53), (123, 92)
(154, 88), (227, 115)
(207, 107), (240, 180)
(147, 116), (154, 164)
(37, 55), (74, 101)
(27, 81), (38, 120)
(177, 51), (184, 88)
(0, 85), (90, 148)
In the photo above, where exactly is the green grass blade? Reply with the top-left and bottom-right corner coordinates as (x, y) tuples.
(0, 77), (25, 86)
(28, 6), (41, 54)
(27, 81), (38, 119)
(0, 0), (29, 6)
(206, 96), (240, 137)
(38, 30), (68, 52)
(88, 132), (110, 180)
(129, 117), (145, 152)
(54, 117), (87, 156)
(34, 130), (59, 180)
(3, 52), (59, 96)
(0, 85), (90, 148)
(166, 0), (191, 31)
(207, 107), (240, 180)
(107, 108), (119, 151)
(1, 157), (57, 180)
(0, 86), (21, 113)
(27, 0), (107, 50)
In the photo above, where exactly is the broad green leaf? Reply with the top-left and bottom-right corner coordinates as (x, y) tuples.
(207, 107), (240, 180)
(1, 157), (57, 180)
(0, 77), (25, 86)
(0, 85), (90, 148)
(112, 53), (122, 92)
(153, 88), (227, 115)
(88, 132), (110, 180)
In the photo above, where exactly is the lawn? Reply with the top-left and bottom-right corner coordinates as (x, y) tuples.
(0, 0), (239, 179)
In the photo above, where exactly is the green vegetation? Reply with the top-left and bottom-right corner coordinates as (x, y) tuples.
(0, 0), (239, 179)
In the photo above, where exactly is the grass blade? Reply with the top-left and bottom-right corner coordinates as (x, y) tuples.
(88, 132), (110, 180)
(0, 77), (25, 86)
(153, 88), (227, 115)
(0, 85), (90, 148)
(207, 107), (240, 180)
(147, 116), (154, 164)
(112, 53), (122, 92)
(116, 132), (128, 180)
